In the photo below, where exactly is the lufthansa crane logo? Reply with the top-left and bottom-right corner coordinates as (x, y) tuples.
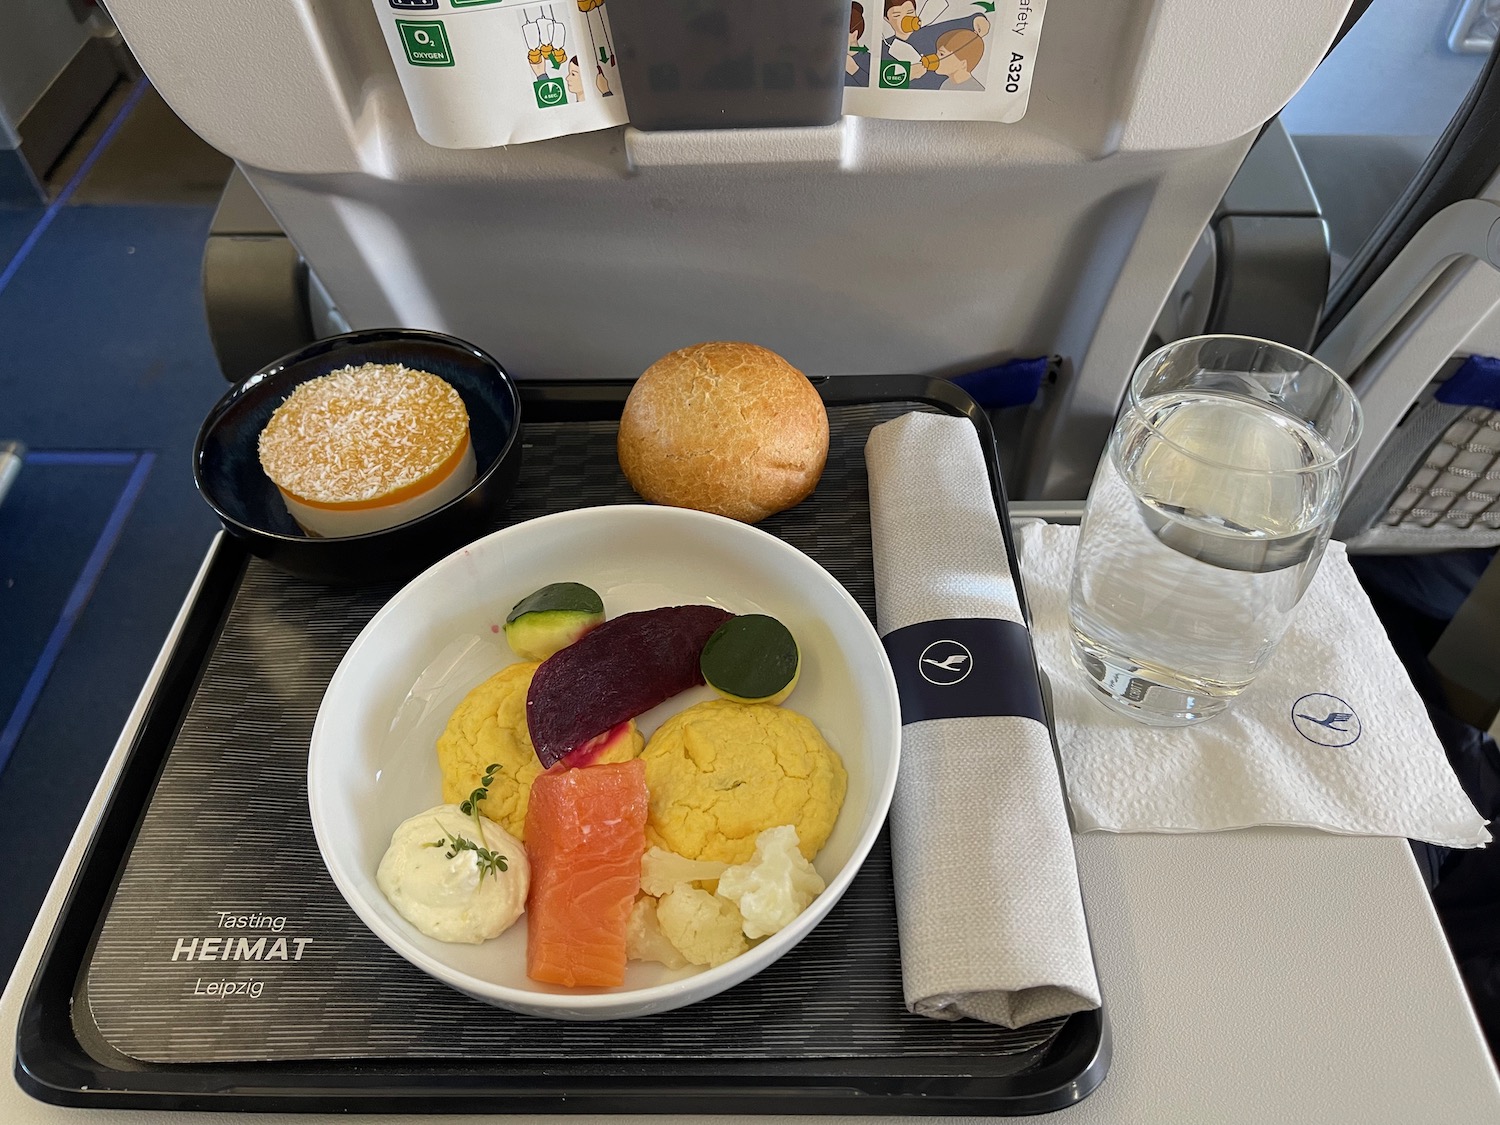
(1291, 693), (1362, 748)
(918, 640), (973, 686)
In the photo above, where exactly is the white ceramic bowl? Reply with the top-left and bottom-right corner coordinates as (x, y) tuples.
(309, 505), (900, 1020)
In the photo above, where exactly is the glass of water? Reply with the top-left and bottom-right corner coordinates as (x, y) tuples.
(1068, 335), (1363, 726)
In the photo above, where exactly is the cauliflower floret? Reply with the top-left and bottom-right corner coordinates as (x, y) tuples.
(655, 885), (748, 967)
(624, 895), (689, 969)
(716, 824), (825, 939)
(640, 846), (728, 897)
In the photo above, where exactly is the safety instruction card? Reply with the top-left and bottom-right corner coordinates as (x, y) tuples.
(374, 0), (1048, 148)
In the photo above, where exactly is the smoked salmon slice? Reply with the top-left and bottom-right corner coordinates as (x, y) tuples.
(525, 759), (648, 987)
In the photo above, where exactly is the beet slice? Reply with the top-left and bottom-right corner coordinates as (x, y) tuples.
(527, 605), (733, 767)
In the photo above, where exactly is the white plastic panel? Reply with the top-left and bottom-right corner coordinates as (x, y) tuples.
(1459, 169), (1500, 355)
(243, 132), (1244, 389)
(1119, 0), (1348, 151)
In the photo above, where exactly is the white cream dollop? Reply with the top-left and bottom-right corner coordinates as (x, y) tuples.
(376, 803), (529, 944)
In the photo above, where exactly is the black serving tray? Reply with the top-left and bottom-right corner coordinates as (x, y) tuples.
(14, 376), (1108, 1115)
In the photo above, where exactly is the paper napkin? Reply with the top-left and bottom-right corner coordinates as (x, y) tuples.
(1019, 522), (1490, 848)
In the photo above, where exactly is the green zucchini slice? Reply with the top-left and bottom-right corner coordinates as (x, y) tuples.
(700, 614), (801, 705)
(504, 582), (605, 660)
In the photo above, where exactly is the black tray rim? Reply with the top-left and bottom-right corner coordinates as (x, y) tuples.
(15, 374), (1109, 1116)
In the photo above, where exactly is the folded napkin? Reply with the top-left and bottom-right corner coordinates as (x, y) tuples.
(865, 412), (1101, 1027)
(1019, 522), (1491, 848)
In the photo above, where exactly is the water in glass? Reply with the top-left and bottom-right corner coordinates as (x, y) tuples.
(1069, 388), (1343, 724)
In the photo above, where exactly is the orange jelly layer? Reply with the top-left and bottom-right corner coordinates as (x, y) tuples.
(282, 432), (470, 511)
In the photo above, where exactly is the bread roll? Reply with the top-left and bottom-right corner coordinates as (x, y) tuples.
(618, 343), (828, 523)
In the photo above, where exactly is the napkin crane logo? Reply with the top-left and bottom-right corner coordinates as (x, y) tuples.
(918, 639), (973, 686)
(1291, 693), (1362, 748)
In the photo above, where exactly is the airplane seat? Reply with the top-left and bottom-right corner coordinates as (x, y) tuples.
(1288, 1), (1500, 552)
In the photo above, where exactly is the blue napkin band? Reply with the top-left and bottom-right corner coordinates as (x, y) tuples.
(881, 617), (1048, 726)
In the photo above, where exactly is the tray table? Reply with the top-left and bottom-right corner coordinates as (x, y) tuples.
(15, 376), (1108, 1115)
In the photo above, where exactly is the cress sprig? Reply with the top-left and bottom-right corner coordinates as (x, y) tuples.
(460, 762), (502, 823)
(460, 761), (503, 847)
(423, 761), (509, 882)
(428, 826), (510, 882)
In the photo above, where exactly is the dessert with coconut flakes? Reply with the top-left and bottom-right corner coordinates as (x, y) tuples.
(257, 362), (474, 537)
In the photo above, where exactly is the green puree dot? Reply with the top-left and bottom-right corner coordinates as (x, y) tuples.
(700, 615), (800, 704)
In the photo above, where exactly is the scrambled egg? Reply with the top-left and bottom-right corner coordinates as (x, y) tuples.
(435, 661), (642, 839)
(640, 700), (846, 865)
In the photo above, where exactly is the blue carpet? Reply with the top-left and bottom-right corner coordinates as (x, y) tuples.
(0, 202), (224, 979)
(0, 208), (45, 271)
(0, 205), (228, 447)
(0, 453), (146, 768)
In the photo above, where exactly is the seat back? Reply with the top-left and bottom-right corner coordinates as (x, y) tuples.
(108, 0), (1354, 498)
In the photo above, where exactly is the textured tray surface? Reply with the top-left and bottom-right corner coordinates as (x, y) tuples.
(84, 403), (1066, 1064)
